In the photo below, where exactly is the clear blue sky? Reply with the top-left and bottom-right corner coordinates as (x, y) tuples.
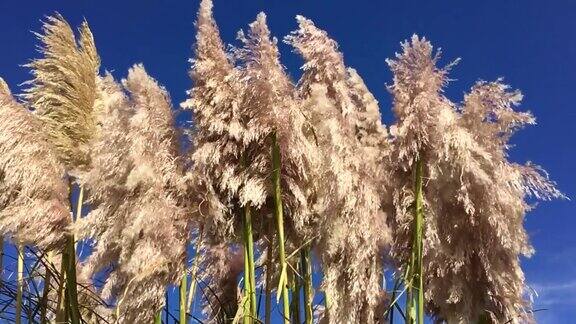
(1, 1), (574, 323)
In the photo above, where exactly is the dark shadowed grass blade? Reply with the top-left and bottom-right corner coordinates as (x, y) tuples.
(300, 246), (313, 324)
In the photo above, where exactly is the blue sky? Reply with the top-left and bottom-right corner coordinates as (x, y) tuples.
(1, 0), (574, 322)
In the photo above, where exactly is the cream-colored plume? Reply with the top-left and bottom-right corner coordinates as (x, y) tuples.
(73, 65), (189, 323)
(285, 15), (391, 323)
(235, 12), (319, 239)
(0, 77), (70, 250)
(387, 35), (564, 323)
(183, 0), (248, 240)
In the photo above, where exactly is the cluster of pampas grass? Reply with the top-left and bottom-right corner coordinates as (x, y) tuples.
(386, 36), (565, 323)
(0, 2), (565, 324)
(285, 15), (391, 323)
(74, 65), (191, 323)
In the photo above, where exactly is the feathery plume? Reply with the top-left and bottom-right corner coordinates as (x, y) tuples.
(74, 65), (189, 323)
(73, 74), (133, 280)
(235, 13), (324, 321)
(183, 0), (247, 239)
(0, 78), (70, 250)
(236, 12), (319, 241)
(113, 65), (188, 323)
(113, 65), (189, 323)
(285, 16), (390, 323)
(23, 14), (100, 169)
(386, 35), (564, 323)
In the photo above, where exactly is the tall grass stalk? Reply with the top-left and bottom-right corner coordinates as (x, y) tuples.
(242, 204), (257, 323)
(62, 183), (84, 324)
(264, 229), (273, 324)
(63, 238), (80, 324)
(271, 132), (290, 324)
(186, 229), (203, 313)
(55, 258), (67, 322)
(180, 274), (187, 324)
(406, 159), (424, 324)
(15, 244), (24, 324)
(40, 252), (53, 324)
(290, 264), (302, 324)
(324, 290), (331, 322)
(74, 186), (84, 248)
(243, 244), (251, 324)
(240, 151), (257, 323)
(300, 246), (313, 324)
(154, 310), (162, 324)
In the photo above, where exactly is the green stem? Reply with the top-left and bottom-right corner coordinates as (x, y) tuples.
(65, 184), (84, 324)
(180, 274), (187, 324)
(300, 246), (313, 324)
(186, 229), (203, 314)
(15, 245), (24, 324)
(65, 235), (81, 324)
(55, 255), (67, 322)
(271, 132), (290, 324)
(406, 159), (424, 324)
(240, 150), (258, 323)
(415, 159), (424, 324)
(154, 310), (162, 324)
(291, 263), (301, 324)
(264, 231), (273, 324)
(243, 242), (251, 324)
(40, 252), (53, 324)
(324, 291), (331, 322)
(406, 233), (415, 323)
(242, 204), (257, 323)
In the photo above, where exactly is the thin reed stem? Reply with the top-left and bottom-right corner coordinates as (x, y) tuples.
(290, 263), (301, 324)
(64, 236), (81, 324)
(74, 186), (84, 248)
(324, 290), (331, 322)
(406, 159), (424, 324)
(180, 274), (187, 324)
(186, 228), (203, 313)
(154, 310), (162, 324)
(271, 131), (290, 324)
(243, 244), (251, 324)
(55, 256), (67, 322)
(264, 230), (273, 324)
(40, 252), (53, 324)
(300, 246), (313, 324)
(242, 203), (257, 323)
(239, 150), (258, 323)
(415, 158), (424, 323)
(15, 244), (24, 324)
(63, 184), (84, 324)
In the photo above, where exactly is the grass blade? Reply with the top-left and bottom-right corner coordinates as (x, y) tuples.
(300, 246), (313, 324)
(271, 132), (290, 324)
(15, 245), (24, 324)
(180, 274), (188, 324)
